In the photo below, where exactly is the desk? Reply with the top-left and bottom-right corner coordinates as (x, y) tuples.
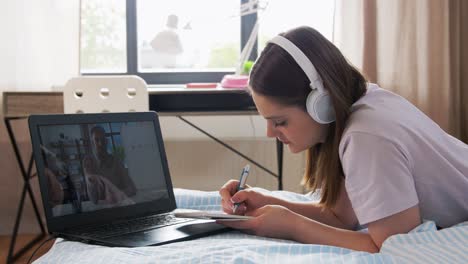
(4, 87), (257, 116)
(2, 88), (284, 263)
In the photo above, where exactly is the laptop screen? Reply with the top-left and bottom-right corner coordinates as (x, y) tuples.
(37, 120), (170, 217)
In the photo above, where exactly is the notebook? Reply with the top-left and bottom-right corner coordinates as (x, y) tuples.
(29, 111), (228, 247)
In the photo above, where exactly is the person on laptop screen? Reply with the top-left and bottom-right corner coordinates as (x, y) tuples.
(85, 125), (136, 198)
(40, 121), (168, 217)
(44, 125), (136, 207)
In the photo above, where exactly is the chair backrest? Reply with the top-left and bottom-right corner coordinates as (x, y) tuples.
(63, 75), (149, 114)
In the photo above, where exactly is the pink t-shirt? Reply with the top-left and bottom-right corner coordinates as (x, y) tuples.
(339, 83), (468, 227)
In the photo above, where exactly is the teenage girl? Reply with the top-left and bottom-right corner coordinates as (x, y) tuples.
(218, 26), (468, 252)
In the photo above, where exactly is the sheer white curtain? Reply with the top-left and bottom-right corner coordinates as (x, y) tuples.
(0, 0), (79, 94)
(0, 0), (79, 234)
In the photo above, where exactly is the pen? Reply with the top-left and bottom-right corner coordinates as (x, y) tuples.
(232, 164), (250, 213)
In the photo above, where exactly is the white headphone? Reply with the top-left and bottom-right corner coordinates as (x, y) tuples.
(268, 35), (335, 124)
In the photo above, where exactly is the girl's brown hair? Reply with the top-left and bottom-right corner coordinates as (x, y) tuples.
(249, 26), (367, 208)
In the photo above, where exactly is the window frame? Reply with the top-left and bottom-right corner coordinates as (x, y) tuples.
(83, 0), (258, 85)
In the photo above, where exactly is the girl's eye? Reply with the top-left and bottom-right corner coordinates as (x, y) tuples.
(274, 121), (287, 127)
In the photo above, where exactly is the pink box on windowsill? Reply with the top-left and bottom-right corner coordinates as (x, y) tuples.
(220, 74), (249, 89)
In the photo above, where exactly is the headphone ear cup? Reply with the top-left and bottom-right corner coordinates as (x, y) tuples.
(306, 91), (335, 124)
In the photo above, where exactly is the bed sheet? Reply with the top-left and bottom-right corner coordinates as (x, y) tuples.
(35, 188), (468, 264)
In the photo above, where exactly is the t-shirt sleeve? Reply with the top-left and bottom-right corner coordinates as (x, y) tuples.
(339, 132), (418, 225)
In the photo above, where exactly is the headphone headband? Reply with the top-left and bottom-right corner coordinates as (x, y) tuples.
(268, 35), (323, 92)
(267, 35), (335, 124)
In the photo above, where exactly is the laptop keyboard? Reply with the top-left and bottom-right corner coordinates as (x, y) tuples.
(73, 213), (193, 238)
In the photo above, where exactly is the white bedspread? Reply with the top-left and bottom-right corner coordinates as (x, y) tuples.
(35, 189), (468, 264)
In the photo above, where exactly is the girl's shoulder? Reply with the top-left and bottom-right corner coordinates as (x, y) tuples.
(346, 83), (440, 136)
(339, 83), (429, 160)
(344, 84), (409, 139)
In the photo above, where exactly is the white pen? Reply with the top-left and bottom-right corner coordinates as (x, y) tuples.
(232, 164), (250, 213)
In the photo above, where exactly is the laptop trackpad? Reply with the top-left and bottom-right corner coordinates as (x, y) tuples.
(109, 220), (228, 247)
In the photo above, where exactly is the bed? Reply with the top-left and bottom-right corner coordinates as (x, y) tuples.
(35, 188), (468, 263)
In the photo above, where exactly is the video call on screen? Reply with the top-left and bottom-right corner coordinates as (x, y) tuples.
(39, 121), (169, 217)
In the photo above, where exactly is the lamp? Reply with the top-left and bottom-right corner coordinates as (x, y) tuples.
(221, 0), (267, 88)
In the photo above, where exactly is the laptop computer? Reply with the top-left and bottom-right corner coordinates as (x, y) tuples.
(29, 111), (228, 247)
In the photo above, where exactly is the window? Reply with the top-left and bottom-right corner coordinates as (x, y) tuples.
(137, 0), (240, 72)
(80, 0), (335, 85)
(80, 0), (127, 73)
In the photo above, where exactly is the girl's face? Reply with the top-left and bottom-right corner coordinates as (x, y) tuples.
(252, 91), (329, 153)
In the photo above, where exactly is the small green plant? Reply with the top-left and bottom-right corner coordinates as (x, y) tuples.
(242, 60), (254, 75)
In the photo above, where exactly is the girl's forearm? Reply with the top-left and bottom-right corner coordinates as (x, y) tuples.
(292, 215), (379, 253)
(274, 198), (350, 229)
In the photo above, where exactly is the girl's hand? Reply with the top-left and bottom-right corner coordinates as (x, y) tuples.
(219, 180), (277, 215)
(217, 205), (301, 241)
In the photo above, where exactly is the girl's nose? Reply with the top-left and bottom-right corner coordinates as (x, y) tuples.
(266, 122), (277, 138)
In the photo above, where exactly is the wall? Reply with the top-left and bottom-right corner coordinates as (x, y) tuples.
(0, 0), (81, 235)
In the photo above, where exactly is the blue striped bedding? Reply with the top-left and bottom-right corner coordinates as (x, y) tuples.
(35, 188), (468, 264)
